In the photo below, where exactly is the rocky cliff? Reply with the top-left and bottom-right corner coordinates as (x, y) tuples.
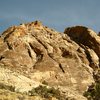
(0, 21), (100, 100)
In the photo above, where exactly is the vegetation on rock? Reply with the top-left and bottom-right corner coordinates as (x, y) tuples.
(28, 85), (66, 100)
(84, 82), (100, 100)
(0, 83), (15, 92)
(84, 68), (100, 100)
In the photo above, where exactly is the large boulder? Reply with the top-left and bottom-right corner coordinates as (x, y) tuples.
(64, 26), (100, 69)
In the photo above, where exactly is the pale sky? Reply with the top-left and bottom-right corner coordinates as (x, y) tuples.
(0, 0), (100, 33)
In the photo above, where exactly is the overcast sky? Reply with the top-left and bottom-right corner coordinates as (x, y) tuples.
(0, 0), (100, 33)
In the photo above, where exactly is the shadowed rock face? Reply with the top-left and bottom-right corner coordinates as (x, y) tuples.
(0, 21), (100, 100)
(98, 32), (100, 36)
(64, 26), (100, 69)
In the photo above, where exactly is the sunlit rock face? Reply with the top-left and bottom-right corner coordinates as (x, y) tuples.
(0, 21), (100, 100)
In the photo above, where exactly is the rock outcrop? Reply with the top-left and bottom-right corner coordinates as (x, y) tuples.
(0, 21), (100, 100)
(64, 26), (100, 67)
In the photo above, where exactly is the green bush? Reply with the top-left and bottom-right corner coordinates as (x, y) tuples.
(28, 85), (66, 100)
(84, 83), (100, 100)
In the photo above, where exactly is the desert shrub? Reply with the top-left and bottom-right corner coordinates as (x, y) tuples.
(0, 83), (15, 92)
(84, 83), (100, 100)
(28, 85), (66, 100)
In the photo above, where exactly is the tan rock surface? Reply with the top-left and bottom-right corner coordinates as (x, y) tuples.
(0, 21), (100, 99)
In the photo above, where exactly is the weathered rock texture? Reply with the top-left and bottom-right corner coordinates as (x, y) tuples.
(0, 21), (100, 100)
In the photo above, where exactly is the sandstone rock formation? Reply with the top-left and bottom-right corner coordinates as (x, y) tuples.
(0, 21), (100, 100)
(64, 26), (100, 64)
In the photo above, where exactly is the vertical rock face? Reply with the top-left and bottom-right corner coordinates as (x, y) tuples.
(0, 21), (99, 100)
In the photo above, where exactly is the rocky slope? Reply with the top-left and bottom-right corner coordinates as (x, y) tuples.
(0, 21), (100, 100)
